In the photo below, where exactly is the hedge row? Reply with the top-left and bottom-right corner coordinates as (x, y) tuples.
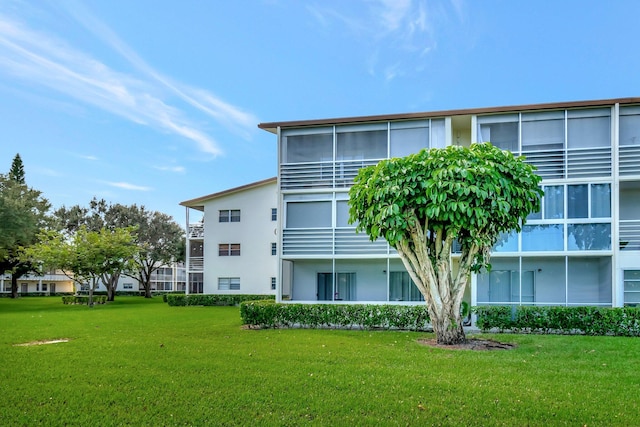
(62, 295), (108, 305)
(474, 305), (640, 336)
(166, 294), (275, 307)
(240, 300), (432, 330)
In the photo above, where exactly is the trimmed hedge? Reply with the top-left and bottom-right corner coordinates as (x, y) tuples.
(62, 295), (108, 305)
(474, 305), (640, 336)
(240, 300), (432, 331)
(166, 294), (275, 307)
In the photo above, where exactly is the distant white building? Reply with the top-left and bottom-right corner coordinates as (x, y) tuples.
(181, 178), (278, 295)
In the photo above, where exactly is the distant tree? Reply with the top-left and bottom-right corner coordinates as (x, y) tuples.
(26, 227), (139, 306)
(8, 154), (25, 184)
(55, 199), (185, 299)
(0, 156), (51, 298)
(349, 143), (542, 345)
(115, 207), (185, 298)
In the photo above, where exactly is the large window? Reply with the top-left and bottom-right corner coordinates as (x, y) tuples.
(568, 183), (611, 219)
(282, 129), (333, 163)
(317, 272), (355, 301)
(219, 209), (240, 223)
(389, 271), (422, 302)
(336, 125), (387, 161)
(619, 106), (640, 146)
(218, 277), (240, 291)
(567, 108), (610, 149)
(521, 111), (564, 152)
(477, 114), (519, 152)
(219, 244), (240, 256)
(390, 121), (429, 157)
(286, 201), (331, 228)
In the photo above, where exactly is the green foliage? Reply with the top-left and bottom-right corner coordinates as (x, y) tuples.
(62, 295), (107, 305)
(55, 198), (185, 298)
(349, 143), (542, 271)
(3, 297), (640, 426)
(166, 294), (274, 307)
(8, 154), (25, 184)
(240, 302), (432, 331)
(473, 305), (640, 336)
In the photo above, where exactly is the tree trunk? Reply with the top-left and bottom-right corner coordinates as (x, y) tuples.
(106, 285), (115, 302)
(431, 306), (466, 345)
(11, 275), (18, 299)
(144, 283), (152, 298)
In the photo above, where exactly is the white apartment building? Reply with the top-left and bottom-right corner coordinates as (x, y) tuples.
(256, 97), (640, 307)
(181, 178), (278, 295)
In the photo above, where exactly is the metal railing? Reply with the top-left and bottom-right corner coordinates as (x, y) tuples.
(620, 220), (640, 250)
(188, 223), (204, 239)
(619, 145), (640, 176)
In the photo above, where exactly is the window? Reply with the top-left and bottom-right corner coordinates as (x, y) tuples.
(477, 114), (519, 152)
(271, 208), (277, 221)
(521, 224), (563, 251)
(521, 111), (564, 152)
(286, 201), (332, 228)
(336, 200), (351, 227)
(271, 242), (277, 256)
(620, 106), (640, 146)
(567, 108), (610, 149)
(271, 277), (276, 290)
(42, 283), (47, 292)
(389, 272), (422, 301)
(123, 283), (133, 290)
(219, 209), (240, 222)
(218, 277), (240, 291)
(336, 125), (387, 161)
(543, 186), (564, 219)
(219, 244), (240, 256)
(390, 121), (429, 157)
(282, 130), (333, 163)
(568, 183), (611, 219)
(568, 224), (611, 250)
(624, 270), (640, 306)
(317, 272), (355, 301)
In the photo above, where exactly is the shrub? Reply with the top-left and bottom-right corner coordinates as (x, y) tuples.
(473, 305), (640, 336)
(240, 302), (432, 331)
(166, 294), (275, 307)
(61, 295), (107, 305)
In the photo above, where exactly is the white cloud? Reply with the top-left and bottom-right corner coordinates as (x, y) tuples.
(0, 9), (239, 158)
(106, 181), (152, 191)
(309, 0), (464, 80)
(154, 165), (185, 173)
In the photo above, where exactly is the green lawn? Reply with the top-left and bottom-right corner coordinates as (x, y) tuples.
(1, 297), (639, 426)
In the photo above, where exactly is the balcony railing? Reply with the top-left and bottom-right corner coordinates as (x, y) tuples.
(280, 159), (380, 190)
(620, 220), (640, 251)
(188, 223), (204, 239)
(619, 145), (640, 176)
(188, 257), (204, 271)
(282, 228), (389, 256)
(567, 147), (611, 178)
(522, 147), (612, 180)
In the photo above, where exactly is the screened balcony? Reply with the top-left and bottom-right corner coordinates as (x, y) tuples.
(282, 228), (388, 256)
(620, 180), (640, 250)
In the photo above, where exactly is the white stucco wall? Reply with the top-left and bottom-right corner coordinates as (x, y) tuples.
(202, 181), (278, 294)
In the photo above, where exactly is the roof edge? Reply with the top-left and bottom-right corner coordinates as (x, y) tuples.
(258, 97), (640, 133)
(180, 177), (277, 209)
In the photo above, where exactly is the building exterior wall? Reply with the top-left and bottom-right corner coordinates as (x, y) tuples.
(182, 179), (278, 295)
(260, 97), (640, 307)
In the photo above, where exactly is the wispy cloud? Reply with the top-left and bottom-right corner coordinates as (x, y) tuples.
(105, 181), (152, 191)
(0, 4), (257, 158)
(73, 153), (98, 161)
(154, 165), (185, 173)
(309, 0), (464, 81)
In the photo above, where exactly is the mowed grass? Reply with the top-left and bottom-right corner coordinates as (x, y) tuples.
(1, 298), (639, 426)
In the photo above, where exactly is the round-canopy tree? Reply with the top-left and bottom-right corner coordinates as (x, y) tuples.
(349, 143), (543, 345)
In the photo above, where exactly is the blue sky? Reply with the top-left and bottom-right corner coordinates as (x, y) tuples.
(1, 0), (639, 224)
